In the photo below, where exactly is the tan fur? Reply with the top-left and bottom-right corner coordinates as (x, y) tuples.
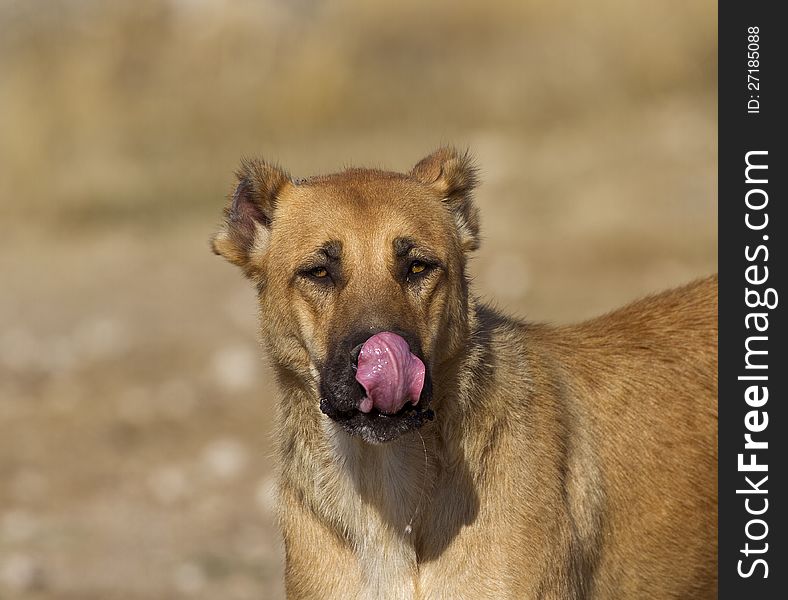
(212, 148), (717, 599)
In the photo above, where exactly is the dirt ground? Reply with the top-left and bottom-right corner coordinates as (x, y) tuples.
(0, 1), (716, 598)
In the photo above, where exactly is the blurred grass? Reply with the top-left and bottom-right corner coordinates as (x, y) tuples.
(1, 0), (715, 226)
(0, 1), (716, 599)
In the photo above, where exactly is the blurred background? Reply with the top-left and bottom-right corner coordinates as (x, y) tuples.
(0, 0), (716, 598)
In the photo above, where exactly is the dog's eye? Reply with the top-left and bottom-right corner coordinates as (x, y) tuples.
(300, 264), (334, 286)
(410, 261), (427, 275)
(405, 260), (435, 284)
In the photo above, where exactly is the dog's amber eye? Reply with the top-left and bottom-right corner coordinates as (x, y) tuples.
(410, 261), (426, 275)
(310, 267), (328, 278)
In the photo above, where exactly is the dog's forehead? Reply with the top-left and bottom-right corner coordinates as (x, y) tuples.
(291, 169), (435, 210)
(272, 170), (451, 252)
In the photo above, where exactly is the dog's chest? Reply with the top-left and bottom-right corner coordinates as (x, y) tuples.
(353, 528), (419, 600)
(324, 430), (432, 599)
(336, 475), (423, 599)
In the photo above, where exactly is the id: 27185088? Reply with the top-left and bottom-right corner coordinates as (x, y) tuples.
(747, 26), (760, 114)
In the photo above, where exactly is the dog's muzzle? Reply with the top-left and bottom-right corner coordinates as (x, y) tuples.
(319, 328), (433, 443)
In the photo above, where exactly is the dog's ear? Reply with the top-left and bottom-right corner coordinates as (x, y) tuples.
(211, 158), (291, 269)
(411, 147), (480, 252)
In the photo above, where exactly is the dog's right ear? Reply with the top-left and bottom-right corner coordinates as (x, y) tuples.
(211, 158), (290, 269)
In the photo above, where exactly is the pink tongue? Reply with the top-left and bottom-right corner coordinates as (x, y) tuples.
(355, 332), (425, 415)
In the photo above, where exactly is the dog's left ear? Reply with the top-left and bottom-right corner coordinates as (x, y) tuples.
(211, 158), (291, 270)
(411, 147), (480, 252)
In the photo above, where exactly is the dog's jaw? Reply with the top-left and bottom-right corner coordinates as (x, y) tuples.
(320, 398), (434, 444)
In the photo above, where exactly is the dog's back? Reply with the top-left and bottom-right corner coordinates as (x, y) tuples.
(526, 275), (718, 597)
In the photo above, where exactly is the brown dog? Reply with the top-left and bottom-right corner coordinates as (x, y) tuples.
(211, 148), (717, 599)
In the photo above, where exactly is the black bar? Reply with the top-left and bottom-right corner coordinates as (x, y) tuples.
(719, 1), (786, 597)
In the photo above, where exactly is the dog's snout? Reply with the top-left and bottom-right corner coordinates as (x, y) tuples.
(319, 326), (431, 426)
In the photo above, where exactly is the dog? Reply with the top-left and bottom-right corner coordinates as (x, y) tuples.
(211, 147), (717, 599)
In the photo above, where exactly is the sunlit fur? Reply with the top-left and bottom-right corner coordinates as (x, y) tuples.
(212, 147), (717, 599)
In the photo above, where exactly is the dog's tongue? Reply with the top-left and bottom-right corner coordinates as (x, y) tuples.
(355, 332), (425, 415)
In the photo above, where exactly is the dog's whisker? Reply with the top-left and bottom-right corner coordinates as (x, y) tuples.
(404, 430), (429, 536)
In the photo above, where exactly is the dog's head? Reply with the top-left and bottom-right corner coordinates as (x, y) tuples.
(212, 148), (480, 443)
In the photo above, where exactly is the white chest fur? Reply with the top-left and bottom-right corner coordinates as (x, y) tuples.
(319, 421), (434, 599)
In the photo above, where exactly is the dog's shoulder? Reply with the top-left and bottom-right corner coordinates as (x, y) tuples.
(515, 275), (718, 434)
